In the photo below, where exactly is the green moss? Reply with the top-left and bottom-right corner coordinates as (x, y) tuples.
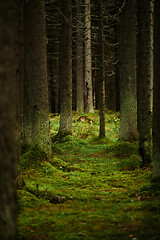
(18, 111), (160, 240)
(21, 146), (47, 169)
(17, 189), (39, 209)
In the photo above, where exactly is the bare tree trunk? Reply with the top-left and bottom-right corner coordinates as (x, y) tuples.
(15, 0), (24, 181)
(153, 0), (160, 180)
(76, 0), (84, 112)
(54, 23), (60, 114)
(119, 0), (138, 141)
(46, 2), (60, 114)
(84, 0), (94, 113)
(59, 0), (72, 136)
(115, 23), (120, 112)
(98, 0), (105, 137)
(137, 0), (152, 166)
(0, 1), (18, 238)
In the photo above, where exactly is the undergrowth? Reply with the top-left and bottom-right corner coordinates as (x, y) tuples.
(18, 111), (160, 240)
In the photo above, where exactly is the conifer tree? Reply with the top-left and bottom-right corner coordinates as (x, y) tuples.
(23, 0), (52, 156)
(153, 0), (160, 180)
(0, 1), (18, 238)
(58, 0), (72, 136)
(84, 0), (94, 113)
(137, 0), (152, 166)
(119, 0), (138, 141)
(76, 0), (84, 112)
(98, 0), (105, 137)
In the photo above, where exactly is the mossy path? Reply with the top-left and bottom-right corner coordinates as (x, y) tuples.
(18, 112), (160, 240)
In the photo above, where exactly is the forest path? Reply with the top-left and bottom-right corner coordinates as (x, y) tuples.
(18, 112), (160, 239)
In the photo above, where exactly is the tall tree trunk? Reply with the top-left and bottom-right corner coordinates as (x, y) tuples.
(115, 23), (120, 112)
(84, 0), (94, 113)
(46, 2), (60, 114)
(119, 0), (138, 141)
(58, 0), (72, 136)
(137, 0), (152, 166)
(54, 22), (60, 114)
(15, 0), (24, 181)
(23, 0), (52, 156)
(153, 0), (160, 180)
(23, 2), (33, 148)
(98, 0), (105, 137)
(76, 0), (84, 112)
(150, 3), (154, 111)
(0, 1), (18, 238)
(94, 58), (99, 110)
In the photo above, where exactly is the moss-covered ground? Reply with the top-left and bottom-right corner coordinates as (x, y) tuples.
(18, 111), (160, 240)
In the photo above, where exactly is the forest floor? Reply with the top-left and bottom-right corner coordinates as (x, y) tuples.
(18, 111), (160, 240)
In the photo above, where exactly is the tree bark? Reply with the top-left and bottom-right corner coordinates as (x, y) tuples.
(23, 0), (52, 156)
(119, 0), (138, 141)
(46, 1), (60, 114)
(76, 0), (84, 112)
(98, 0), (105, 137)
(58, 0), (72, 136)
(15, 0), (24, 181)
(115, 23), (120, 112)
(0, 1), (18, 238)
(153, 0), (160, 180)
(84, 0), (94, 113)
(137, 0), (152, 166)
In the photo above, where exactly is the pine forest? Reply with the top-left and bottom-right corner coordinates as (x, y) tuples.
(1, 0), (160, 239)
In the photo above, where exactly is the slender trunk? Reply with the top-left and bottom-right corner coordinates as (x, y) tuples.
(84, 0), (94, 113)
(59, 0), (72, 136)
(98, 0), (105, 137)
(46, 6), (59, 114)
(54, 22), (59, 114)
(76, 0), (84, 112)
(15, 0), (24, 180)
(115, 23), (120, 112)
(137, 0), (152, 166)
(94, 58), (99, 110)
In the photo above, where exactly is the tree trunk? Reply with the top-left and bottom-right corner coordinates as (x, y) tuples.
(54, 24), (59, 114)
(23, 0), (52, 156)
(0, 1), (18, 238)
(76, 0), (84, 112)
(46, 2), (60, 114)
(98, 0), (105, 137)
(119, 0), (138, 141)
(15, 0), (24, 181)
(58, 0), (72, 136)
(115, 23), (120, 112)
(137, 0), (152, 166)
(153, 0), (160, 180)
(84, 0), (94, 113)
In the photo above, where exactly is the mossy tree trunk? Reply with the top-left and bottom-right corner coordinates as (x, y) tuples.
(76, 0), (84, 112)
(84, 0), (94, 113)
(119, 0), (138, 141)
(23, 0), (52, 156)
(98, 0), (105, 137)
(153, 0), (160, 180)
(58, 0), (72, 136)
(0, 1), (18, 238)
(137, 0), (152, 166)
